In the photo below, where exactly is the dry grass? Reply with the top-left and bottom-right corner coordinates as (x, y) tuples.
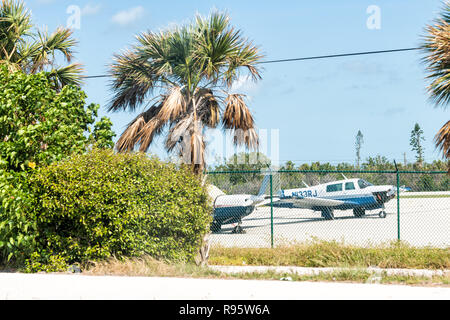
(208, 240), (450, 270)
(79, 255), (450, 287)
(62, 240), (450, 287)
(83, 256), (221, 278)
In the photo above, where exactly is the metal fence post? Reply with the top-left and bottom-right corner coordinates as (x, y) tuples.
(394, 161), (401, 242)
(270, 171), (274, 249)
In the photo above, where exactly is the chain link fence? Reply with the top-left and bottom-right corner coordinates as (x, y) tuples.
(206, 170), (450, 248)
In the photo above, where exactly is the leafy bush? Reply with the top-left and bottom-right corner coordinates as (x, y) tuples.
(26, 149), (211, 271)
(0, 170), (36, 264)
(0, 67), (115, 172)
(0, 68), (116, 269)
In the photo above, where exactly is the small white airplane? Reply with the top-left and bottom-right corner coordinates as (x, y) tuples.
(276, 178), (397, 219)
(207, 174), (272, 233)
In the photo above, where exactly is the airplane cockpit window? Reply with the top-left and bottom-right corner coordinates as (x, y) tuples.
(358, 179), (373, 189)
(326, 183), (343, 192)
(345, 182), (356, 190)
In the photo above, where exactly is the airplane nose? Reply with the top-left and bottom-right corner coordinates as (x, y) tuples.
(387, 186), (396, 197)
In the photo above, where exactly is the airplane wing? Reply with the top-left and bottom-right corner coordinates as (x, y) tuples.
(283, 197), (345, 209)
(254, 197), (281, 207)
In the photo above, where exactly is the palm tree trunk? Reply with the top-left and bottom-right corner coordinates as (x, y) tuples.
(191, 95), (204, 175)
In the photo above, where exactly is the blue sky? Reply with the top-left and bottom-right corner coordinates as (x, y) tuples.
(26, 0), (449, 166)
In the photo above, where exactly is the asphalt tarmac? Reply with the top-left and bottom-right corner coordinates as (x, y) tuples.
(210, 196), (450, 248)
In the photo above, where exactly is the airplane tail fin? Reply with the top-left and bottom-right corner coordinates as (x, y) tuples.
(258, 169), (281, 197)
(258, 174), (270, 197)
(207, 184), (225, 200)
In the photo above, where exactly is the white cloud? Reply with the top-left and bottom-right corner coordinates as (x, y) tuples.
(82, 4), (102, 16)
(112, 6), (145, 26)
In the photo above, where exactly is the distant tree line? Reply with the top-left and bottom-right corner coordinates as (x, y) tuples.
(207, 152), (450, 194)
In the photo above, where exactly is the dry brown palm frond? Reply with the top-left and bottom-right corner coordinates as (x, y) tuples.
(137, 117), (165, 152)
(165, 115), (194, 152)
(435, 120), (450, 160)
(158, 86), (187, 122)
(196, 88), (221, 128)
(169, 120), (205, 172)
(116, 116), (146, 152)
(233, 127), (259, 150)
(222, 94), (254, 131)
(423, 19), (450, 67)
(116, 104), (163, 152)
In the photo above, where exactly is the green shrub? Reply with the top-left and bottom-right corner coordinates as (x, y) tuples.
(0, 67), (114, 173)
(0, 68), (116, 270)
(0, 170), (36, 265)
(27, 149), (211, 270)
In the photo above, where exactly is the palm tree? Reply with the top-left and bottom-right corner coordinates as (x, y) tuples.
(422, 1), (450, 166)
(108, 12), (263, 174)
(0, 0), (82, 90)
(435, 120), (450, 160)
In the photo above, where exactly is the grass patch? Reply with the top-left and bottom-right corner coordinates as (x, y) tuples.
(225, 270), (450, 286)
(81, 255), (449, 287)
(399, 195), (450, 199)
(208, 240), (450, 270)
(83, 256), (222, 279)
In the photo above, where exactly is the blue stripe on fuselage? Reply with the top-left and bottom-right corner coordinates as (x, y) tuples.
(280, 193), (380, 209)
(329, 195), (380, 210)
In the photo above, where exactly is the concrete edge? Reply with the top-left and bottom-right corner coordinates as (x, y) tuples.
(208, 265), (450, 278)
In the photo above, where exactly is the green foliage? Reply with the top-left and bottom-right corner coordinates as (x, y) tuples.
(0, 67), (114, 172)
(355, 130), (364, 168)
(0, 68), (115, 270)
(26, 149), (211, 271)
(208, 153), (449, 194)
(209, 240), (450, 270)
(90, 117), (116, 149)
(410, 123), (425, 165)
(0, 170), (36, 265)
(0, 0), (83, 89)
(208, 152), (271, 194)
(110, 12), (262, 173)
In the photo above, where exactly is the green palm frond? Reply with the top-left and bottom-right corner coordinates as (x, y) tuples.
(31, 27), (77, 72)
(422, 1), (450, 108)
(0, 0), (32, 62)
(0, 0), (83, 89)
(422, 1), (450, 163)
(47, 63), (84, 90)
(109, 48), (171, 112)
(194, 11), (263, 87)
(109, 11), (263, 172)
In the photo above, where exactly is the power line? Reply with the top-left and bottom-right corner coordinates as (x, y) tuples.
(81, 47), (421, 79)
(259, 47), (420, 64)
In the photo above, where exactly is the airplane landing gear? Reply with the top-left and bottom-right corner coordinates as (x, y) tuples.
(210, 221), (222, 233)
(353, 208), (366, 218)
(232, 224), (246, 234)
(321, 209), (335, 220)
(378, 203), (387, 218)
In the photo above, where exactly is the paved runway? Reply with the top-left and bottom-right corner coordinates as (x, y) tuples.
(210, 197), (450, 248)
